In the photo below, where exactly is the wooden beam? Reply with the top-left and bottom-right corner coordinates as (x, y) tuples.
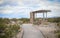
(32, 10), (51, 13)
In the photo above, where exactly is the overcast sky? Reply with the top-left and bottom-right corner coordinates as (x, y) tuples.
(0, 0), (60, 18)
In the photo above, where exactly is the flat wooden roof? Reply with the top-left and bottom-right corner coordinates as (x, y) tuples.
(32, 10), (51, 13)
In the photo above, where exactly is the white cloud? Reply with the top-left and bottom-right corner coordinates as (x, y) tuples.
(0, 0), (60, 18)
(0, 0), (4, 4)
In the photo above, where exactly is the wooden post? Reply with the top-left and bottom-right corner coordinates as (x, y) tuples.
(43, 12), (45, 21)
(30, 12), (35, 24)
(46, 12), (47, 20)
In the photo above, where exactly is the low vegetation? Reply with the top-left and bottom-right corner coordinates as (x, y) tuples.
(54, 22), (60, 38)
(0, 17), (60, 38)
(48, 17), (60, 38)
(0, 18), (20, 38)
(48, 17), (60, 23)
(35, 17), (60, 38)
(19, 18), (30, 23)
(54, 30), (60, 38)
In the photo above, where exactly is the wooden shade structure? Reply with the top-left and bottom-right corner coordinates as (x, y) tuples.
(30, 10), (51, 24)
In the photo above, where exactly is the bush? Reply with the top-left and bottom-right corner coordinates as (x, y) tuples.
(0, 18), (20, 38)
(54, 30), (60, 38)
(0, 24), (20, 38)
(56, 33), (60, 38)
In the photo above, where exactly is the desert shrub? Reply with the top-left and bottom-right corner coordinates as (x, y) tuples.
(57, 22), (60, 28)
(54, 30), (60, 38)
(0, 18), (20, 38)
(0, 24), (20, 38)
(48, 17), (60, 23)
(19, 18), (30, 23)
(57, 33), (60, 38)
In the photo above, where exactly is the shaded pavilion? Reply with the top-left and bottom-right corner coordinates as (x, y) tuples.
(30, 10), (51, 24)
